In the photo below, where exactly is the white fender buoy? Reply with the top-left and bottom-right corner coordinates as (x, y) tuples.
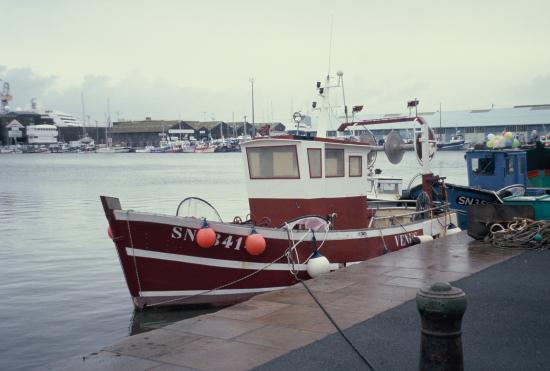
(306, 251), (331, 278)
(445, 224), (462, 236)
(416, 235), (434, 243)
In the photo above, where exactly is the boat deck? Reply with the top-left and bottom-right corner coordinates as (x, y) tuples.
(46, 232), (550, 370)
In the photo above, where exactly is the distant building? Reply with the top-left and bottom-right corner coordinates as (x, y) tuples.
(110, 118), (286, 146)
(110, 119), (196, 147)
(347, 104), (550, 144)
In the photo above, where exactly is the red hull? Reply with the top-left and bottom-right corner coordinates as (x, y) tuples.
(101, 196), (454, 309)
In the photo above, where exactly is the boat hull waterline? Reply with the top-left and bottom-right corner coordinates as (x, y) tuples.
(102, 196), (458, 309)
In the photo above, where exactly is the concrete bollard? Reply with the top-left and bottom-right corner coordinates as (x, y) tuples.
(416, 282), (467, 371)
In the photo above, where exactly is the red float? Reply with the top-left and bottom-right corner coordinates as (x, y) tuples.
(245, 228), (266, 256)
(196, 220), (216, 248)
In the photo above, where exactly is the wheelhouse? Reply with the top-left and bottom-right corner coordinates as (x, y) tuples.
(465, 150), (527, 190)
(241, 137), (372, 229)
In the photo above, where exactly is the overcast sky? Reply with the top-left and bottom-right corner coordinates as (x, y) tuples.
(2, 0), (550, 125)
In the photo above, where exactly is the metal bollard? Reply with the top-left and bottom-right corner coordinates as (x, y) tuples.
(416, 282), (467, 371)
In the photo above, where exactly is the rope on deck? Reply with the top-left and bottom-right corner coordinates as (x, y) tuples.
(488, 218), (550, 250)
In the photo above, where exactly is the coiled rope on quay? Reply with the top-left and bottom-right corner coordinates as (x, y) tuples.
(488, 218), (550, 250)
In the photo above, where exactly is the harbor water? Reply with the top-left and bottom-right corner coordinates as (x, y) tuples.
(0, 151), (467, 370)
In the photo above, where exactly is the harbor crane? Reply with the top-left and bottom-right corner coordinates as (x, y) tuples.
(1, 80), (13, 113)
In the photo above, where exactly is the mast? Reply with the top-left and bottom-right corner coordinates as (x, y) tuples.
(107, 98), (112, 147)
(339, 71), (348, 124)
(81, 91), (86, 138)
(439, 102), (442, 142)
(314, 15), (336, 139)
(250, 78), (255, 137)
(316, 70), (347, 138)
(232, 112), (236, 137)
(327, 15), (334, 78)
(104, 113), (108, 145)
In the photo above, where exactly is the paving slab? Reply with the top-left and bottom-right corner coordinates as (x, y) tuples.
(256, 249), (550, 371)
(50, 232), (527, 370)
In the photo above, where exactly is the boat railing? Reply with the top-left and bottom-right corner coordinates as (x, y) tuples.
(368, 203), (451, 228)
(368, 200), (418, 209)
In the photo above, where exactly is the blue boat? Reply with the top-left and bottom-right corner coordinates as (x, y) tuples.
(409, 149), (549, 229)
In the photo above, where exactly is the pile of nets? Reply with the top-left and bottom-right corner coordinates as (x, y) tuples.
(488, 218), (550, 249)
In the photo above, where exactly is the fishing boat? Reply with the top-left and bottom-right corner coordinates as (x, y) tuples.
(409, 145), (550, 229)
(101, 70), (462, 309)
(101, 112), (459, 309)
(437, 132), (466, 151)
(168, 139), (195, 153)
(214, 138), (241, 152)
(97, 146), (135, 153)
(194, 142), (216, 153)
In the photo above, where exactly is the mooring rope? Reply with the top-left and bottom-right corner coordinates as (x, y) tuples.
(125, 210), (143, 295)
(488, 218), (550, 250)
(288, 262), (377, 370)
(146, 228), (316, 308)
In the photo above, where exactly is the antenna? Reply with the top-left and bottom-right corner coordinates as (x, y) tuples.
(338, 71), (348, 123)
(327, 15), (334, 76)
(249, 78), (255, 129)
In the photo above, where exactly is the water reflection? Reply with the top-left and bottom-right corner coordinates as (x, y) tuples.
(129, 306), (218, 335)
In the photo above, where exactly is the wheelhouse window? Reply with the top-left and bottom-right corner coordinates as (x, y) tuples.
(349, 156), (362, 177)
(247, 145), (299, 179)
(506, 157), (514, 175)
(307, 148), (322, 178)
(325, 149), (344, 177)
(378, 182), (399, 194)
(471, 157), (495, 176)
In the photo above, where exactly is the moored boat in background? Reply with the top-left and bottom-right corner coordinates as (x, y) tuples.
(409, 145), (550, 229)
(97, 146), (135, 153)
(194, 142), (216, 153)
(437, 132), (466, 151)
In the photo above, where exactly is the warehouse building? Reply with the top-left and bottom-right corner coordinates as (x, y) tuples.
(110, 118), (286, 146)
(346, 104), (550, 144)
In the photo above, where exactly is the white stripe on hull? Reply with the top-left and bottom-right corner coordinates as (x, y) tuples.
(126, 247), (341, 271)
(139, 286), (289, 297)
(126, 247), (308, 271)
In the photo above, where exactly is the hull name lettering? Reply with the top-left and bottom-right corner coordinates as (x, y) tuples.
(171, 226), (242, 250)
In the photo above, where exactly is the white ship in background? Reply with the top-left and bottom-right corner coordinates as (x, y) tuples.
(1, 91), (87, 147)
(27, 98), (82, 127)
(42, 110), (82, 127)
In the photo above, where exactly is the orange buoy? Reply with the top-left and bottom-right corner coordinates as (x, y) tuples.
(245, 228), (266, 256)
(196, 220), (216, 248)
(107, 226), (113, 239)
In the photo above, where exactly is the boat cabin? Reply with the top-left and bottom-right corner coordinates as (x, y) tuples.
(465, 149), (527, 191)
(366, 176), (403, 201)
(241, 136), (371, 230)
